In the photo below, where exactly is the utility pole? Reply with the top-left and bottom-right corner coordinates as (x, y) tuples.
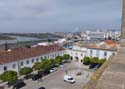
(5, 40), (8, 51)
(17, 40), (20, 77)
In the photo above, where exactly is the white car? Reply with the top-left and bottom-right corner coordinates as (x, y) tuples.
(64, 75), (75, 83)
(50, 68), (57, 73)
(60, 64), (64, 68)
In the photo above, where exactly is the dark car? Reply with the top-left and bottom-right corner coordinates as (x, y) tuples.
(38, 87), (45, 89)
(7, 79), (22, 88)
(24, 74), (35, 80)
(38, 69), (50, 76)
(32, 74), (42, 81)
(13, 80), (26, 89)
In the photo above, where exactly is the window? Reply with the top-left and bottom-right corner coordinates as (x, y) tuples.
(81, 53), (83, 56)
(71, 52), (72, 54)
(90, 50), (93, 57)
(48, 55), (49, 58)
(112, 53), (115, 56)
(26, 60), (29, 64)
(96, 50), (99, 57)
(36, 58), (39, 62)
(20, 61), (23, 66)
(104, 52), (107, 56)
(12, 64), (16, 69)
(44, 56), (47, 59)
(76, 53), (77, 56)
(52, 54), (54, 57)
(32, 59), (34, 63)
(90, 50), (93, 54)
(3, 66), (7, 71)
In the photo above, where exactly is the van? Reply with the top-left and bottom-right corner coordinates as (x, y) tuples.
(63, 75), (75, 83)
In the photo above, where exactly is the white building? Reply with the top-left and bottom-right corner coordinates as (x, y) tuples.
(0, 44), (65, 74)
(66, 40), (119, 61)
(0, 40), (119, 74)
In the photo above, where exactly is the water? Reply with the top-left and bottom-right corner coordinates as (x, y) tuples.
(0, 36), (41, 44)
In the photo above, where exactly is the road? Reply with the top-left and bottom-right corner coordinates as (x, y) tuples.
(21, 61), (94, 89)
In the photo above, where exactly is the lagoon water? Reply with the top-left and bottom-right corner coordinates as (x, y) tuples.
(0, 36), (41, 44)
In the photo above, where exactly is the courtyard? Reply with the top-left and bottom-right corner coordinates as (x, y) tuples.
(21, 61), (94, 89)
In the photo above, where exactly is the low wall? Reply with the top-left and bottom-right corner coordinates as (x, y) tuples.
(83, 56), (114, 89)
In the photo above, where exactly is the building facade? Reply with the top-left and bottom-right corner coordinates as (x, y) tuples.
(0, 44), (65, 74)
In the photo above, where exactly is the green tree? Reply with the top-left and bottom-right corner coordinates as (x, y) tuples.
(50, 58), (56, 65)
(40, 59), (51, 69)
(83, 56), (91, 65)
(19, 67), (32, 75)
(63, 54), (70, 60)
(55, 56), (63, 64)
(0, 70), (18, 83)
(99, 59), (106, 65)
(90, 57), (99, 64)
(33, 62), (41, 70)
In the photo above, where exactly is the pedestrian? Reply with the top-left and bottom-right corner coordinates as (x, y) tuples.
(65, 70), (68, 74)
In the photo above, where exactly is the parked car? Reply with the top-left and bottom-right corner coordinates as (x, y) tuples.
(38, 69), (50, 76)
(8, 79), (22, 88)
(50, 67), (57, 73)
(0, 86), (4, 89)
(64, 75), (75, 83)
(60, 64), (64, 68)
(89, 63), (98, 69)
(13, 80), (26, 89)
(50, 64), (59, 68)
(24, 74), (35, 80)
(32, 74), (42, 81)
(38, 87), (45, 89)
(93, 64), (101, 70)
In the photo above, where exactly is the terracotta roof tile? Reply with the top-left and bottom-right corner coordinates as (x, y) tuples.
(104, 40), (119, 45)
(0, 44), (64, 64)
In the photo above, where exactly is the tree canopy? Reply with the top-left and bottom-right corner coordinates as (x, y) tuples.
(90, 57), (99, 64)
(19, 67), (32, 75)
(99, 59), (106, 65)
(63, 54), (70, 60)
(83, 56), (91, 65)
(0, 70), (18, 83)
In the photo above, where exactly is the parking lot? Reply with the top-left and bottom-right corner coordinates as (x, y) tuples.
(20, 61), (94, 89)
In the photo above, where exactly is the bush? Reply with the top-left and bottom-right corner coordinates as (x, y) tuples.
(63, 54), (70, 60)
(83, 57), (91, 65)
(19, 67), (32, 75)
(99, 59), (106, 65)
(0, 70), (18, 83)
(90, 57), (99, 64)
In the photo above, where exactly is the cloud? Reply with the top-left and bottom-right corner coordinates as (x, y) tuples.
(0, 0), (122, 32)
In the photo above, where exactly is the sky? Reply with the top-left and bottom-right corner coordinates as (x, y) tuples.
(0, 0), (123, 33)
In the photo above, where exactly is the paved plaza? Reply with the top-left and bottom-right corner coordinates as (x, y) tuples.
(20, 61), (93, 89)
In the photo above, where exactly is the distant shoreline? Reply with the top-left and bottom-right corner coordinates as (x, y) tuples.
(0, 35), (16, 40)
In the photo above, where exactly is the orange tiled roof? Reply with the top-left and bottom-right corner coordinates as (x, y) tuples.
(104, 40), (119, 45)
(0, 44), (64, 64)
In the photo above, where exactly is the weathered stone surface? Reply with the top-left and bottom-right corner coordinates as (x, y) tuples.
(95, 47), (125, 89)
(121, 0), (125, 39)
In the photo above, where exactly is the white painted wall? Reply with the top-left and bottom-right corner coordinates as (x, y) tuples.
(0, 50), (65, 74)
